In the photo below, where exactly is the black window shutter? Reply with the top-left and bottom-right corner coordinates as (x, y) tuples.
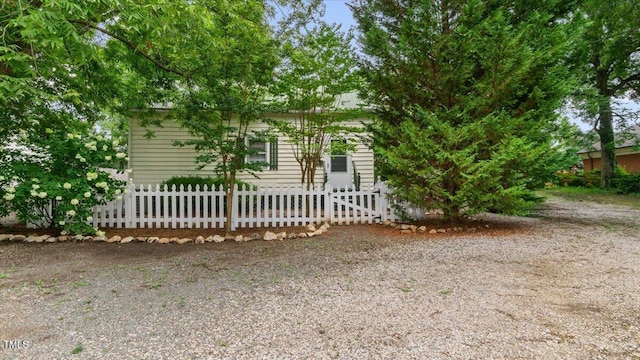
(269, 139), (278, 170)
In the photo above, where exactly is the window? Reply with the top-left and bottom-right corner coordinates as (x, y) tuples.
(247, 139), (268, 164)
(331, 155), (348, 172)
(244, 138), (278, 170)
(330, 139), (348, 172)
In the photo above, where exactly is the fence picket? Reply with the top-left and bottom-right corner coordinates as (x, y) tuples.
(89, 181), (426, 231)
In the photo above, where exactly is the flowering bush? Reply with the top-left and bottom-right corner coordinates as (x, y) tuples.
(0, 124), (127, 235)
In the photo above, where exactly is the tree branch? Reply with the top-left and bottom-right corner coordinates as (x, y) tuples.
(613, 72), (640, 94)
(68, 19), (185, 77)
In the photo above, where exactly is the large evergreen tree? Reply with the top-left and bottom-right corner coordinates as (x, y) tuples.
(352, 0), (577, 221)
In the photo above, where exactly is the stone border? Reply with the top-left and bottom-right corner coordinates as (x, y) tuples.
(0, 223), (331, 245)
(381, 219), (489, 234)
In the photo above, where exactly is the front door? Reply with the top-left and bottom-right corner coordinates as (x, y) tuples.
(326, 140), (352, 189)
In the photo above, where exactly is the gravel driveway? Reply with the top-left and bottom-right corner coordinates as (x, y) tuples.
(1, 195), (640, 359)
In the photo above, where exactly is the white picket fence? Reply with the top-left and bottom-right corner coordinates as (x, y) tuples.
(90, 181), (426, 231)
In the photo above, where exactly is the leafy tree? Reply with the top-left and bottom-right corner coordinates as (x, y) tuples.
(268, 21), (363, 189)
(570, 0), (640, 187)
(352, 0), (577, 221)
(103, 0), (278, 234)
(0, 1), (136, 232)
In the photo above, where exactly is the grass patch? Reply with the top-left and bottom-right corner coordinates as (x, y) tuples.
(71, 343), (83, 354)
(541, 187), (640, 210)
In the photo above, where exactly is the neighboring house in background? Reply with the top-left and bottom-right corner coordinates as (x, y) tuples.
(127, 94), (374, 189)
(577, 125), (640, 173)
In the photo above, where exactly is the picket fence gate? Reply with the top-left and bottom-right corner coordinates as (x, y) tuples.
(90, 181), (426, 231)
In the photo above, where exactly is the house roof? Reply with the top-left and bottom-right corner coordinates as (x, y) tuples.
(577, 124), (640, 154)
(147, 91), (367, 111)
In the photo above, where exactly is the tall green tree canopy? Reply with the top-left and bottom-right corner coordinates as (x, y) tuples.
(570, 0), (640, 186)
(352, 0), (577, 221)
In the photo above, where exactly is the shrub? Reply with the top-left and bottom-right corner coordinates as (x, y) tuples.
(555, 169), (585, 187)
(611, 167), (640, 194)
(583, 170), (601, 187)
(0, 127), (127, 235)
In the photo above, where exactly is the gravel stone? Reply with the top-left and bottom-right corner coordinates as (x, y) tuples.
(1, 196), (640, 359)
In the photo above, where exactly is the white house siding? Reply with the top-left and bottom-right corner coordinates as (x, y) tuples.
(128, 114), (374, 187)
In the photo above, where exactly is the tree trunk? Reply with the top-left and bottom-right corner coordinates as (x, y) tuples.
(597, 97), (616, 188)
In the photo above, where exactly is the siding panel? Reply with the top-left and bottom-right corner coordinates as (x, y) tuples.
(129, 115), (375, 186)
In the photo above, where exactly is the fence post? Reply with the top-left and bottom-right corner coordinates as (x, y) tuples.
(232, 183), (239, 231)
(375, 179), (387, 223)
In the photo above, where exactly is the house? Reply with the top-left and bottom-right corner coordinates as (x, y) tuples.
(577, 125), (640, 173)
(127, 94), (375, 189)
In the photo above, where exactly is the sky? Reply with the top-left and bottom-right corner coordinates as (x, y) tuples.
(324, 0), (356, 30)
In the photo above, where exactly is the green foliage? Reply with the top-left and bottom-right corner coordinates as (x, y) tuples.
(611, 167), (640, 194)
(569, 0), (640, 186)
(353, 0), (575, 221)
(160, 176), (254, 191)
(555, 170), (586, 187)
(583, 170), (602, 188)
(0, 126), (126, 235)
(269, 16), (364, 188)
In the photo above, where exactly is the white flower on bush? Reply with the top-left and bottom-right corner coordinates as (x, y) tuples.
(63, 182), (72, 190)
(55, 196), (62, 201)
(59, 221), (66, 226)
(75, 154), (86, 162)
(45, 128), (53, 134)
(116, 195), (122, 201)
(38, 192), (47, 199)
(84, 191), (91, 198)
(114, 189), (121, 195)
(60, 230), (67, 235)
(32, 184), (40, 190)
(3, 193), (15, 201)
(5, 186), (15, 193)
(95, 230), (105, 237)
(31, 178), (39, 182)
(86, 216), (93, 222)
(105, 155), (112, 161)
(67, 133), (75, 140)
(70, 199), (79, 205)
(0, 175), (4, 181)
(116, 152), (126, 159)
(95, 181), (108, 189)
(96, 135), (104, 141)
(112, 140), (120, 147)
(66, 210), (76, 217)
(30, 190), (38, 197)
(126, 169), (133, 174)
(123, 188), (130, 194)
(87, 172), (98, 181)
(102, 145), (108, 152)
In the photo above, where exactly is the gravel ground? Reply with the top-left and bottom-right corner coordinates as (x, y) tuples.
(1, 195), (640, 359)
